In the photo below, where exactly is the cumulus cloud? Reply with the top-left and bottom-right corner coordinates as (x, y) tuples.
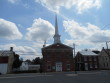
(63, 20), (110, 42)
(76, 0), (101, 14)
(26, 18), (54, 42)
(36, 0), (101, 13)
(0, 44), (40, 60)
(0, 18), (22, 40)
(63, 20), (110, 50)
(63, 20), (89, 39)
(0, 44), (35, 53)
(64, 39), (105, 52)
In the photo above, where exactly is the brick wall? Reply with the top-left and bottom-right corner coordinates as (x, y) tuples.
(42, 43), (74, 72)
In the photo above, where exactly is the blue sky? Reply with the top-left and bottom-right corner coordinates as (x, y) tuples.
(0, 0), (110, 60)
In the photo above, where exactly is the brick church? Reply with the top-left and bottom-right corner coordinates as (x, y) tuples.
(41, 15), (74, 72)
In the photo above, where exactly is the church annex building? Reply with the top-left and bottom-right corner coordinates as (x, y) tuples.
(41, 16), (74, 72)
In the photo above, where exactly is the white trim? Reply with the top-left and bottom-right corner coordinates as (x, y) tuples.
(56, 62), (62, 72)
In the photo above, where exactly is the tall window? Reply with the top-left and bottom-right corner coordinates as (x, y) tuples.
(79, 57), (81, 62)
(107, 63), (108, 67)
(94, 57), (97, 61)
(47, 55), (51, 61)
(106, 57), (108, 61)
(47, 65), (51, 71)
(89, 56), (92, 61)
(94, 63), (98, 68)
(104, 63), (105, 67)
(67, 64), (70, 70)
(56, 56), (61, 61)
(84, 56), (87, 61)
(103, 57), (104, 60)
(90, 63), (92, 68)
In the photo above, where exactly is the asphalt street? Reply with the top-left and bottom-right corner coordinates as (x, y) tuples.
(0, 70), (110, 83)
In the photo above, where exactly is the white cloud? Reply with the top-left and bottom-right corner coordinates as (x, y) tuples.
(76, 0), (101, 14)
(64, 39), (105, 52)
(0, 44), (35, 53)
(63, 20), (110, 50)
(0, 18), (22, 40)
(8, 0), (18, 4)
(64, 39), (90, 46)
(63, 20), (89, 39)
(36, 0), (101, 13)
(0, 44), (40, 60)
(8, 0), (30, 9)
(63, 20), (110, 42)
(23, 3), (30, 8)
(26, 18), (54, 42)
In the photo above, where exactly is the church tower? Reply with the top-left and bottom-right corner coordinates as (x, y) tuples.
(42, 15), (74, 72)
(53, 15), (61, 44)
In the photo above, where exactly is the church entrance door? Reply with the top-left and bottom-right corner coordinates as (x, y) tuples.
(56, 62), (62, 72)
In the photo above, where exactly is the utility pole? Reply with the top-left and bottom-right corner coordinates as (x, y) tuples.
(106, 42), (109, 50)
(73, 43), (77, 74)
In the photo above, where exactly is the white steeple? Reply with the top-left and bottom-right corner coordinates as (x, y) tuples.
(53, 15), (61, 44)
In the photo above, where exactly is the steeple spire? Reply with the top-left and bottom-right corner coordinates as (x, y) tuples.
(55, 15), (59, 35)
(53, 15), (61, 44)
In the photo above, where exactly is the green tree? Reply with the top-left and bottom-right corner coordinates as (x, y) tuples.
(32, 57), (41, 65)
(12, 54), (22, 68)
(25, 59), (32, 64)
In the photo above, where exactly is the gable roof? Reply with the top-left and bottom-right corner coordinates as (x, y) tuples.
(79, 50), (98, 56)
(0, 50), (14, 56)
(101, 48), (110, 56)
(42, 43), (73, 49)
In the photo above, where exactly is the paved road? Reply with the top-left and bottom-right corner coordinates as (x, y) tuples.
(0, 70), (110, 83)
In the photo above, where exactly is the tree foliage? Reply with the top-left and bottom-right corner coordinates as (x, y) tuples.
(32, 57), (41, 65)
(12, 54), (23, 68)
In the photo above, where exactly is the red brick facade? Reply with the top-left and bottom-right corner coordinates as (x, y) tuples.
(0, 56), (8, 63)
(42, 43), (74, 72)
(75, 52), (99, 71)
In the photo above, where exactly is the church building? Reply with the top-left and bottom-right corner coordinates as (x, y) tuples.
(41, 15), (74, 72)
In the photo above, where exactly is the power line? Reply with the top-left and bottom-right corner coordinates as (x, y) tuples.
(101, 23), (110, 30)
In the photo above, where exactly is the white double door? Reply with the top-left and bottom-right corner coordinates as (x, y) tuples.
(56, 62), (62, 72)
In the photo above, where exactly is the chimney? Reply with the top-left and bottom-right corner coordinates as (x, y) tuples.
(10, 47), (13, 51)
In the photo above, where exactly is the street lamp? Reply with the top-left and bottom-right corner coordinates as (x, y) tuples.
(73, 43), (77, 74)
